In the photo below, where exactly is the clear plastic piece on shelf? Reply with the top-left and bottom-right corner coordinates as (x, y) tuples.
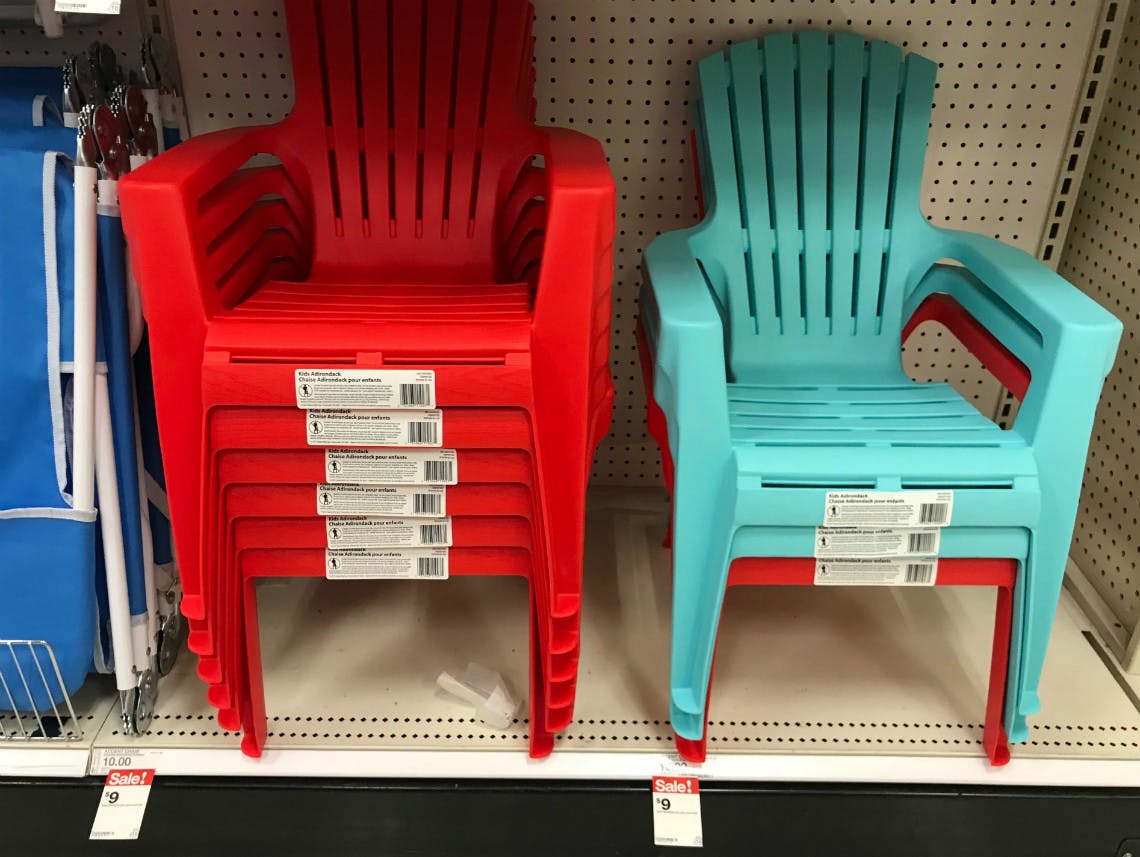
(436, 663), (519, 730)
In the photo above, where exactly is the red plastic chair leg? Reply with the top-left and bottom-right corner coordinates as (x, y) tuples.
(529, 590), (555, 759)
(984, 584), (1013, 767)
(240, 576), (268, 759)
(674, 732), (707, 764)
(668, 572), (1014, 767)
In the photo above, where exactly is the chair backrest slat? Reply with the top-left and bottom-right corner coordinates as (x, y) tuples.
(797, 33), (831, 330)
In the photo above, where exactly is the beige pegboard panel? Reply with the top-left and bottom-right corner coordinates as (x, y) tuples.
(994, 0), (1130, 430)
(169, 1), (1107, 485)
(0, 0), (145, 69)
(1058, 5), (1140, 632)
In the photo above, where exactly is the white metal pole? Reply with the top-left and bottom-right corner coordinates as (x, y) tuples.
(70, 165), (98, 512)
(94, 374), (135, 695)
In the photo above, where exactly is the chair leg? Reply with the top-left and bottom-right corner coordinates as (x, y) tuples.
(531, 409), (590, 726)
(673, 639), (718, 763)
(670, 512), (733, 743)
(984, 584), (1013, 767)
(528, 586), (555, 759)
(239, 575), (268, 758)
(1006, 522), (1073, 744)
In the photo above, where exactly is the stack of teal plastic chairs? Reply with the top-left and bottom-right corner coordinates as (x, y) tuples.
(639, 32), (1122, 760)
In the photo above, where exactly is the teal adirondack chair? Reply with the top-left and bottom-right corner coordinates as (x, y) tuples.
(639, 32), (1122, 758)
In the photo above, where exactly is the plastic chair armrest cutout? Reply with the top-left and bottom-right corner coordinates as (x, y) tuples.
(904, 292), (1031, 402)
(938, 230), (1122, 359)
(123, 126), (276, 201)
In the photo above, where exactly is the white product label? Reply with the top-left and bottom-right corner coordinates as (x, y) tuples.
(316, 484), (446, 517)
(325, 516), (452, 548)
(56, 1), (121, 12)
(88, 747), (161, 777)
(325, 448), (458, 485)
(89, 769), (153, 840)
(823, 490), (954, 527)
(295, 369), (435, 409)
(813, 527), (940, 558)
(306, 409), (442, 447)
(814, 558), (938, 586)
(325, 548), (449, 580)
(652, 776), (703, 848)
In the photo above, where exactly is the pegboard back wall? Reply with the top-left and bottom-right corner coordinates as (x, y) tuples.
(0, 8), (143, 70)
(170, 0), (1109, 486)
(1059, 6), (1140, 631)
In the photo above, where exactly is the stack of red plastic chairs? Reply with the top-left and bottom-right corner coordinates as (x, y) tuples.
(119, 0), (614, 758)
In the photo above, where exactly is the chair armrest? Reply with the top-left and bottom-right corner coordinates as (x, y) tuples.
(531, 128), (617, 422)
(120, 126), (309, 326)
(541, 126), (615, 191)
(121, 126), (273, 204)
(905, 230), (1122, 444)
(939, 231), (1122, 351)
(640, 230), (731, 451)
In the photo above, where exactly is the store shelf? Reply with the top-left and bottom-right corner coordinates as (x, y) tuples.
(0, 681), (115, 778)
(38, 489), (1125, 785)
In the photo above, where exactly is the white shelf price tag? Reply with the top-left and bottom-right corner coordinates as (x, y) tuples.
(89, 746), (154, 776)
(89, 769), (154, 840)
(56, 1), (121, 12)
(652, 775), (703, 848)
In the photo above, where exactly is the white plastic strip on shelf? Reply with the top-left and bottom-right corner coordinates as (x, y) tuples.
(0, 683), (117, 777)
(81, 490), (1140, 784)
(1059, 6), (1140, 638)
(168, 0), (1114, 485)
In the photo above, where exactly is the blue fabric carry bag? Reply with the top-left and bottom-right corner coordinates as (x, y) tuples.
(0, 148), (97, 709)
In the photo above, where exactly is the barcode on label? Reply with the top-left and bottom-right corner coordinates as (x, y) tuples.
(400, 383), (432, 407)
(919, 503), (949, 524)
(424, 460), (454, 483)
(408, 421), (439, 444)
(905, 562), (936, 584)
(413, 493), (442, 515)
(419, 524), (449, 545)
(417, 556), (447, 577)
(907, 532), (937, 553)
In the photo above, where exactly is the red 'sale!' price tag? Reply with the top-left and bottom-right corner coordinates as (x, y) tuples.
(90, 769), (155, 840)
(651, 775), (703, 847)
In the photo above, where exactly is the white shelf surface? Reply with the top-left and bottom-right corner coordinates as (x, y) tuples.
(0, 682), (116, 778)
(5, 489), (1140, 784)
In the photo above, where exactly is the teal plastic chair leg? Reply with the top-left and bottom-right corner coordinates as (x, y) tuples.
(669, 470), (735, 740)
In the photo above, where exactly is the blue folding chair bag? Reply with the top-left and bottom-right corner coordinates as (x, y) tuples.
(641, 32), (1122, 747)
(134, 335), (173, 566)
(98, 208), (149, 622)
(0, 148), (96, 708)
